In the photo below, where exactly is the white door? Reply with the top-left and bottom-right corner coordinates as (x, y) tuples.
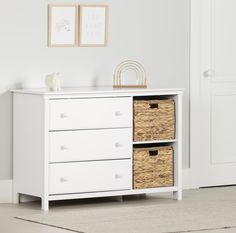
(191, 0), (236, 187)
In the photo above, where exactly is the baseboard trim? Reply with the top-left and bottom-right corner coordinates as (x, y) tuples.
(0, 168), (197, 203)
(0, 180), (12, 203)
(182, 168), (199, 189)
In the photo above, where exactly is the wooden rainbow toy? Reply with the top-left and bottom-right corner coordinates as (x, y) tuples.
(113, 60), (147, 88)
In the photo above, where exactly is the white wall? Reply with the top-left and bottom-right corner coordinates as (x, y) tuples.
(0, 0), (190, 180)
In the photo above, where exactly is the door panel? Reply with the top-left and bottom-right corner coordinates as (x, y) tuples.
(212, 0), (236, 81)
(211, 92), (236, 164)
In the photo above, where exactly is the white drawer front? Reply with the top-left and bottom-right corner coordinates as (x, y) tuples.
(49, 160), (132, 195)
(49, 128), (132, 163)
(49, 97), (132, 130)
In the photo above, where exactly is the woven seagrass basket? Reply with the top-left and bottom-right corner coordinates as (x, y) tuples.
(133, 146), (174, 189)
(133, 98), (175, 141)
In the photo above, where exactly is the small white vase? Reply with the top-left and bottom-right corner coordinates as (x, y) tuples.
(45, 72), (62, 91)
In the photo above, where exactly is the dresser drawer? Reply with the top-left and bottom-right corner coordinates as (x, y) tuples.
(49, 97), (132, 130)
(49, 160), (132, 195)
(49, 128), (132, 163)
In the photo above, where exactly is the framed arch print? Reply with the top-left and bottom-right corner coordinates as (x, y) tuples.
(48, 5), (78, 47)
(79, 5), (109, 47)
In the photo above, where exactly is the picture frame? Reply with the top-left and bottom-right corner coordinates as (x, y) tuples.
(79, 5), (109, 47)
(48, 5), (78, 47)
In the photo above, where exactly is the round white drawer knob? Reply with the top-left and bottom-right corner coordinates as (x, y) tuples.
(60, 145), (68, 151)
(60, 113), (68, 119)
(115, 174), (122, 179)
(60, 177), (68, 183)
(115, 142), (122, 148)
(115, 111), (122, 117)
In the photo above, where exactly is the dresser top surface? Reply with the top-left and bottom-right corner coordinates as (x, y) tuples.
(11, 86), (184, 96)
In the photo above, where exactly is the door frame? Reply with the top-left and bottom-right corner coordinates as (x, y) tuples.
(190, 0), (203, 188)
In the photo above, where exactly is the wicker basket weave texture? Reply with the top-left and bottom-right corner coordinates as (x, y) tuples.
(133, 146), (173, 189)
(134, 99), (175, 141)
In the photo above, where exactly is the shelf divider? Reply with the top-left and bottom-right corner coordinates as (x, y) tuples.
(133, 139), (176, 145)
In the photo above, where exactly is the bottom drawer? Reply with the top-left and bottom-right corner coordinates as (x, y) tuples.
(49, 160), (132, 195)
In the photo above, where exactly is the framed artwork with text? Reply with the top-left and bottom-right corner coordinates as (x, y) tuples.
(79, 5), (108, 47)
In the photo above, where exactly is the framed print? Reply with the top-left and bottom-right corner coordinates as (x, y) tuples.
(79, 5), (108, 47)
(48, 5), (77, 47)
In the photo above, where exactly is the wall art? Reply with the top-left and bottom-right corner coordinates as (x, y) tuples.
(48, 5), (77, 47)
(79, 5), (108, 47)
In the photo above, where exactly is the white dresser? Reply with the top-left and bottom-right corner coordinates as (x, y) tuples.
(12, 87), (183, 211)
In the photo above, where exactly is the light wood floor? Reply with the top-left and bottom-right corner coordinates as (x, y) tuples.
(1, 187), (236, 233)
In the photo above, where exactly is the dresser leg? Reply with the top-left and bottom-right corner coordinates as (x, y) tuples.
(173, 190), (182, 201)
(41, 198), (49, 211)
(13, 192), (20, 204)
(117, 196), (123, 202)
(109, 195), (123, 202)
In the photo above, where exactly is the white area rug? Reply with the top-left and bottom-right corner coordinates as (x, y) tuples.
(15, 187), (236, 233)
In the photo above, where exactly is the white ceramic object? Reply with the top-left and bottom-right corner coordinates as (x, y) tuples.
(45, 72), (62, 91)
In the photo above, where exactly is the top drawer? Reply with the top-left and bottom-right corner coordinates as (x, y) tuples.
(49, 97), (132, 130)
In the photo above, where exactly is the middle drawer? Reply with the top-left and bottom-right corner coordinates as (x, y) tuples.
(49, 128), (132, 163)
